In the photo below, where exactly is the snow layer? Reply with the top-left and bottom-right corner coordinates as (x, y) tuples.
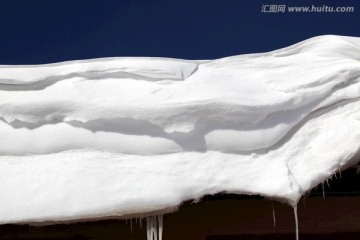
(1, 35), (360, 224)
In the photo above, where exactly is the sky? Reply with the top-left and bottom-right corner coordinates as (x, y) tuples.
(0, 0), (359, 64)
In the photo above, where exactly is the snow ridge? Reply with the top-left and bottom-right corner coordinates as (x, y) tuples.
(0, 35), (360, 225)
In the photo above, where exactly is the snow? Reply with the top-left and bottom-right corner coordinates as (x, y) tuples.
(0, 35), (360, 225)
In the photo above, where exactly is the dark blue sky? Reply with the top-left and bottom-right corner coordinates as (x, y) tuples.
(0, 0), (359, 64)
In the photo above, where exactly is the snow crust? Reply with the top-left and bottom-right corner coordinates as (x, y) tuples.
(1, 35), (360, 224)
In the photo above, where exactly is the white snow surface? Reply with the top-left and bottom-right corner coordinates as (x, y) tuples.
(1, 35), (360, 224)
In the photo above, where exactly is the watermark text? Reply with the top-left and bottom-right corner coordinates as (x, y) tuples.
(261, 5), (355, 13)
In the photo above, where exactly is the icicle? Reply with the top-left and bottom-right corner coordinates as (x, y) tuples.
(326, 179), (330, 188)
(153, 216), (158, 240)
(146, 215), (163, 240)
(146, 217), (151, 240)
(322, 182), (325, 199)
(140, 218), (142, 228)
(158, 215), (163, 240)
(130, 219), (133, 234)
(293, 204), (299, 240)
(271, 202), (276, 228)
(151, 217), (155, 240)
(339, 169), (342, 179)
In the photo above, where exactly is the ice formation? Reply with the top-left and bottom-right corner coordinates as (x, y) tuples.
(0, 35), (360, 238)
(146, 215), (163, 240)
(272, 202), (276, 228)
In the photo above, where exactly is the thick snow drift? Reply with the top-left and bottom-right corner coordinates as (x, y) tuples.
(0, 35), (360, 224)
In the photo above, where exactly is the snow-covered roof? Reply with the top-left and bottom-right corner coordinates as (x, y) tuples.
(0, 35), (360, 229)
